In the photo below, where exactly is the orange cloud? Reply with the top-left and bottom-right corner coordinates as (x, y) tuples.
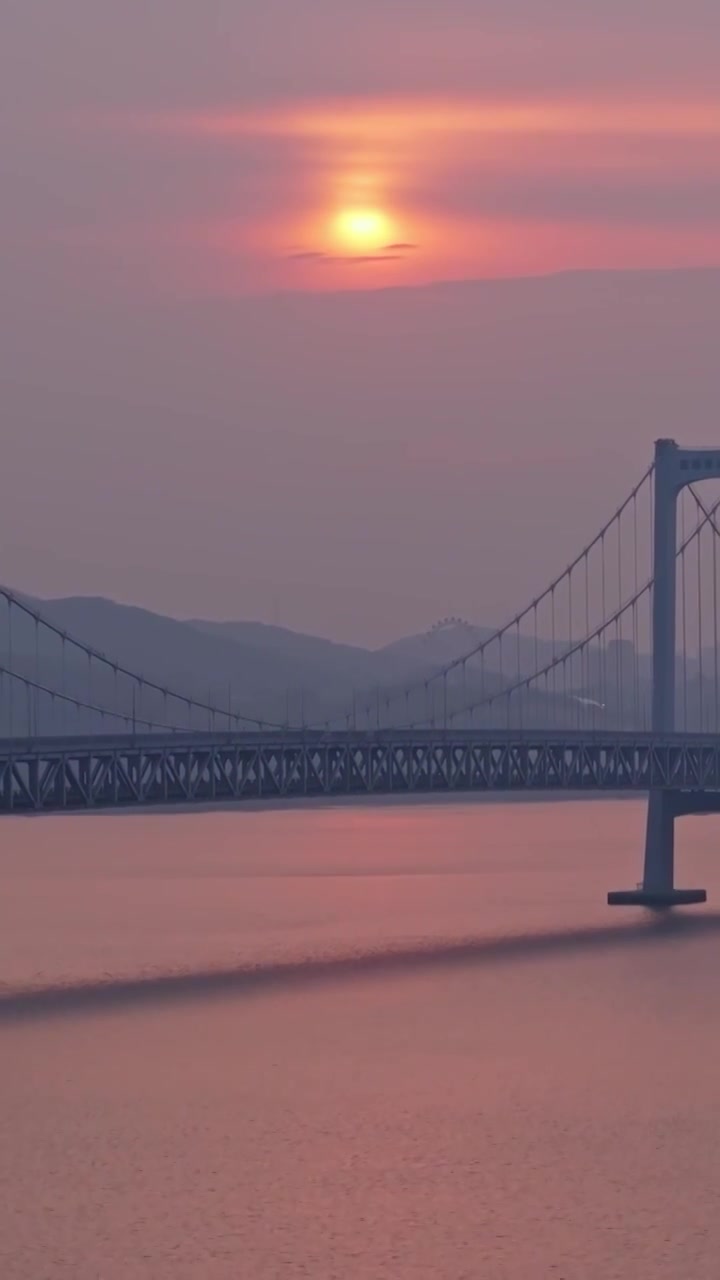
(90, 92), (720, 294)
(129, 97), (720, 143)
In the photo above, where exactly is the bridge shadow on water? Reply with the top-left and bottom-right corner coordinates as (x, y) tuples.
(4, 911), (720, 1024)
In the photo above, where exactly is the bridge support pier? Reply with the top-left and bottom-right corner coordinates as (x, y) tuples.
(609, 439), (710, 909)
(608, 789), (706, 907)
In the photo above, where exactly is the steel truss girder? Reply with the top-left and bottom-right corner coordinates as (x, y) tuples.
(2, 733), (720, 813)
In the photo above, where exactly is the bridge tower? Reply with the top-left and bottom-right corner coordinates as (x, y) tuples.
(609, 438), (717, 907)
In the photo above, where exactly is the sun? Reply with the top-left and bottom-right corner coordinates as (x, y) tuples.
(332, 207), (394, 252)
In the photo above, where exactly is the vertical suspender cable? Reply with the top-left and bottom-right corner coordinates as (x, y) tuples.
(633, 491), (640, 729)
(681, 496), (688, 731)
(707, 527), (712, 732)
(697, 519), (704, 731)
(597, 529), (602, 711)
(516, 618), (522, 729)
(8, 599), (13, 736)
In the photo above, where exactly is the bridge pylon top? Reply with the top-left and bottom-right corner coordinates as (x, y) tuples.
(654, 438), (720, 487)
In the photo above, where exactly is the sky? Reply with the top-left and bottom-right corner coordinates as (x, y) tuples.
(2, 1), (720, 643)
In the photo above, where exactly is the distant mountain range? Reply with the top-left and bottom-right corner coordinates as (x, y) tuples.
(7, 596), (501, 728)
(0, 593), (660, 734)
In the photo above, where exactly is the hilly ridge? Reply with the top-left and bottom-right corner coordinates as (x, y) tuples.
(0, 593), (655, 734)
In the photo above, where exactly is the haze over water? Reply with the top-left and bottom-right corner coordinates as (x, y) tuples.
(3, 797), (720, 1277)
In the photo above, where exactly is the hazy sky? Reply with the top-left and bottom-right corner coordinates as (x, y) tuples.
(3, 1), (720, 643)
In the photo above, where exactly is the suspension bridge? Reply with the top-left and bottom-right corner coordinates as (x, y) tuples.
(2, 437), (720, 908)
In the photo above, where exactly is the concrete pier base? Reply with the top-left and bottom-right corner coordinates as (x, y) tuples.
(608, 788), (707, 908)
(608, 887), (707, 908)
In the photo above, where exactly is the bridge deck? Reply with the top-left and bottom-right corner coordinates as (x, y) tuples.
(2, 730), (720, 814)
